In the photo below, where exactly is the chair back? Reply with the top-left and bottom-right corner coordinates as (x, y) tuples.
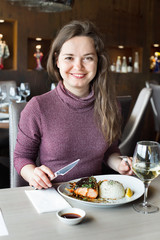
(146, 82), (160, 141)
(9, 101), (27, 188)
(119, 88), (152, 156)
(117, 95), (132, 131)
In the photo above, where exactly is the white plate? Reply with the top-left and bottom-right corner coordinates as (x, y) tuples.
(57, 175), (144, 207)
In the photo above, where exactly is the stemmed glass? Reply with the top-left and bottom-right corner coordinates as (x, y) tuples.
(20, 83), (30, 102)
(9, 86), (21, 102)
(0, 85), (7, 102)
(132, 141), (160, 214)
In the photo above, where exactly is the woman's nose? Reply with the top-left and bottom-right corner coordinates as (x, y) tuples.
(74, 59), (83, 70)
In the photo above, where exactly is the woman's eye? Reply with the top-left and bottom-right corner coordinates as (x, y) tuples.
(84, 56), (93, 61)
(65, 56), (73, 61)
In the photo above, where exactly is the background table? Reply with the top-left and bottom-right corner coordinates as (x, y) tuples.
(0, 111), (9, 129)
(0, 121), (9, 129)
(0, 176), (160, 240)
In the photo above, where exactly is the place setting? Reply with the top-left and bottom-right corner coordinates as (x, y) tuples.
(58, 141), (160, 214)
(25, 142), (160, 219)
(24, 142), (160, 229)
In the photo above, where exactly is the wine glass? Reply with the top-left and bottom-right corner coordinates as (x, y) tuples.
(20, 83), (30, 102)
(132, 141), (160, 214)
(9, 86), (21, 102)
(0, 85), (7, 102)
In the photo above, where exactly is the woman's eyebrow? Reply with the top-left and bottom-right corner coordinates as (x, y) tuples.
(84, 53), (96, 56)
(62, 53), (96, 56)
(62, 53), (73, 56)
(61, 52), (96, 57)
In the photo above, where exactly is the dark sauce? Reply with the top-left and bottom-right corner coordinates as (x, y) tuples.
(61, 213), (81, 219)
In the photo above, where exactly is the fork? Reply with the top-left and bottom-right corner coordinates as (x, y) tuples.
(119, 156), (131, 169)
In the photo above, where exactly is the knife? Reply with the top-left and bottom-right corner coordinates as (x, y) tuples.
(53, 159), (80, 180)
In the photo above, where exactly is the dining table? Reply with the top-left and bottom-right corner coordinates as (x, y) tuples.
(0, 105), (9, 129)
(0, 121), (9, 129)
(0, 175), (160, 240)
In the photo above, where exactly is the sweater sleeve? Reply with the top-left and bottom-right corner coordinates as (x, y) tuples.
(14, 97), (42, 174)
(103, 140), (121, 165)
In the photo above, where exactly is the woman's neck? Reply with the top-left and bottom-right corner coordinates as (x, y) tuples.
(62, 83), (90, 98)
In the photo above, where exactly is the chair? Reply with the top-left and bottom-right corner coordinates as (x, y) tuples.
(0, 81), (16, 187)
(9, 101), (27, 188)
(146, 81), (160, 141)
(119, 87), (152, 156)
(116, 95), (132, 131)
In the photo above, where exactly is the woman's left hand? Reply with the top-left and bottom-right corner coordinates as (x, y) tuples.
(118, 157), (133, 175)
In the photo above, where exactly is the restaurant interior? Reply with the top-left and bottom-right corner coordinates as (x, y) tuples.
(1, 1), (160, 239)
(0, 0), (160, 189)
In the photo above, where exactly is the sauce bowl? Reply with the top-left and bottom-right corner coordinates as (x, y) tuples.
(56, 207), (86, 225)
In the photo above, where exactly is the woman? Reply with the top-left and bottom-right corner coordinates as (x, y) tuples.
(14, 20), (133, 189)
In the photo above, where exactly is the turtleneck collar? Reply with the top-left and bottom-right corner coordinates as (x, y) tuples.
(56, 81), (95, 112)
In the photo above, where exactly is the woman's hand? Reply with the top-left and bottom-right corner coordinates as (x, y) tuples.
(107, 153), (133, 176)
(118, 157), (133, 175)
(21, 164), (55, 190)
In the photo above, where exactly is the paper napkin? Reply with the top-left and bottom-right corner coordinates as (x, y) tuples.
(0, 210), (9, 236)
(25, 187), (71, 214)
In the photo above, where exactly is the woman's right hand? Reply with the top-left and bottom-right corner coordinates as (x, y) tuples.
(21, 164), (55, 190)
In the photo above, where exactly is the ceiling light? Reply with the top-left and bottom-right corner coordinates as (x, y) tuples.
(7, 0), (74, 12)
(36, 38), (42, 41)
(153, 44), (159, 48)
(118, 45), (124, 49)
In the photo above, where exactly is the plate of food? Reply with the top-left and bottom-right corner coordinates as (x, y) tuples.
(57, 175), (144, 207)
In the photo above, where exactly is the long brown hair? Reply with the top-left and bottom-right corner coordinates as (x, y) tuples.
(47, 20), (121, 145)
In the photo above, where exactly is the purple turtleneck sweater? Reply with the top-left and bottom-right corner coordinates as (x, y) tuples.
(14, 81), (120, 182)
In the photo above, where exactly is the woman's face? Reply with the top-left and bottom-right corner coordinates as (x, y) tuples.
(57, 36), (98, 97)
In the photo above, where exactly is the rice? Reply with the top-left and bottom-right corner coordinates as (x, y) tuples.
(99, 180), (125, 200)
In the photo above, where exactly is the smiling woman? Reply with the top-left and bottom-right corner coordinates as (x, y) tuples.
(14, 20), (133, 190)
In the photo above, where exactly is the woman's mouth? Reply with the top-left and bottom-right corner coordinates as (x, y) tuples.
(71, 73), (86, 78)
